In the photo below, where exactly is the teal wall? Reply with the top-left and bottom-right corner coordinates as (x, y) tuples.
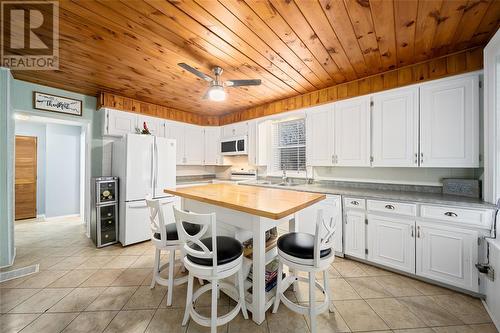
(1, 71), (103, 266)
(0, 69), (14, 267)
(10, 79), (102, 176)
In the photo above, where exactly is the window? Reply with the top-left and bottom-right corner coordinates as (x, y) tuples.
(272, 118), (306, 173)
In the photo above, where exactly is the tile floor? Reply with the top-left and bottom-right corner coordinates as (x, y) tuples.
(0, 217), (497, 333)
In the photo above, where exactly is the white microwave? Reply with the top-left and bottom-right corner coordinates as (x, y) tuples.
(221, 136), (247, 155)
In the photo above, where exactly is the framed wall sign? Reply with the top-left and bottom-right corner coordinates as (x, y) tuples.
(33, 92), (82, 116)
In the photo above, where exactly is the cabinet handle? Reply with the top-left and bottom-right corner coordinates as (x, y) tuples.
(444, 211), (458, 217)
(420, 152), (424, 164)
(411, 225), (414, 237)
(351, 200), (359, 206)
(385, 204), (395, 210)
(417, 226), (421, 238)
(414, 153), (418, 164)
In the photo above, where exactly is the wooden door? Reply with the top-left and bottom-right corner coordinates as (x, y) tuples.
(372, 87), (419, 167)
(15, 136), (37, 220)
(419, 74), (479, 167)
(334, 96), (371, 166)
(367, 214), (416, 273)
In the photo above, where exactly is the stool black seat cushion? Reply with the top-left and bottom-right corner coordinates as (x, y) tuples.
(187, 236), (243, 266)
(277, 232), (331, 260)
(153, 222), (201, 241)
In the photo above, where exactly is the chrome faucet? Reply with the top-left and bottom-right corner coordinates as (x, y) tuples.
(282, 169), (288, 184)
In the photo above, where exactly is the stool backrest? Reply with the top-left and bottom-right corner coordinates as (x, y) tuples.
(173, 206), (218, 270)
(313, 209), (337, 267)
(146, 195), (168, 247)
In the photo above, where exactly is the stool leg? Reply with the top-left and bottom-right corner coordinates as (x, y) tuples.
(272, 261), (283, 313)
(166, 249), (175, 306)
(182, 273), (193, 326)
(323, 270), (334, 313)
(211, 279), (218, 333)
(238, 267), (249, 319)
(150, 248), (160, 289)
(309, 272), (317, 333)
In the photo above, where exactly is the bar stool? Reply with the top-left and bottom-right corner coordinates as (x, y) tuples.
(173, 206), (248, 333)
(146, 196), (201, 306)
(272, 210), (336, 333)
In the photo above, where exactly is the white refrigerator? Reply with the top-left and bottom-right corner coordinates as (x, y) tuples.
(113, 134), (177, 245)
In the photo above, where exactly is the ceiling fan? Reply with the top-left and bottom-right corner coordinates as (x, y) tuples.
(178, 63), (261, 102)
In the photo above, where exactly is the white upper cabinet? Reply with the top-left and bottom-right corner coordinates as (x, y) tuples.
(222, 121), (248, 138)
(248, 120), (271, 166)
(137, 115), (165, 137)
(204, 127), (221, 165)
(184, 125), (205, 165)
(334, 96), (371, 166)
(306, 104), (334, 166)
(419, 74), (479, 167)
(104, 109), (137, 137)
(165, 121), (186, 165)
(372, 87), (419, 167)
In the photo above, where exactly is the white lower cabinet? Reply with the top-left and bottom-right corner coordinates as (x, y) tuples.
(416, 221), (479, 292)
(295, 195), (342, 254)
(344, 210), (366, 259)
(367, 214), (415, 274)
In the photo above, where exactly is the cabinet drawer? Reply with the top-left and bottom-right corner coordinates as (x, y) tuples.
(420, 205), (493, 228)
(367, 200), (417, 216)
(344, 197), (365, 210)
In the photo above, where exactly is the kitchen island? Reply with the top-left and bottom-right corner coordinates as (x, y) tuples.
(164, 183), (325, 324)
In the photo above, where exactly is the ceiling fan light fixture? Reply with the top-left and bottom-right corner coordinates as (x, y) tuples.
(208, 85), (226, 101)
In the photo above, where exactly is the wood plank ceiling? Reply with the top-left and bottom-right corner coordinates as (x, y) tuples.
(11, 0), (500, 116)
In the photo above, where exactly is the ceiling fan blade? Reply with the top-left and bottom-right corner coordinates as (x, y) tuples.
(225, 79), (262, 87)
(202, 89), (210, 100)
(178, 63), (214, 82)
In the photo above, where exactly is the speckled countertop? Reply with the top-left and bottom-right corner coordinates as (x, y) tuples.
(243, 180), (496, 210)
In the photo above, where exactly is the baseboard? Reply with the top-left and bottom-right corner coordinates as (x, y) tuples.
(44, 214), (81, 221)
(482, 299), (500, 331)
(0, 247), (16, 269)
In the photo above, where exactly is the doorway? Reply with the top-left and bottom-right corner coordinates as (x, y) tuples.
(15, 135), (37, 220)
(14, 116), (86, 223)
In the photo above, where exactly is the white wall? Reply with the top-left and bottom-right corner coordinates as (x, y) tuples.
(45, 123), (81, 218)
(15, 121), (47, 215)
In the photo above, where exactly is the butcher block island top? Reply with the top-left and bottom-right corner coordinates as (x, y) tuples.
(164, 183), (325, 220)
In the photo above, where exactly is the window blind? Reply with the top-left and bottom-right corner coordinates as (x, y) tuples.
(272, 118), (306, 172)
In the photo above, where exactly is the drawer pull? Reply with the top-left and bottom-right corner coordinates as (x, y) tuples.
(351, 201), (359, 206)
(385, 204), (395, 210)
(444, 211), (458, 217)
(417, 226), (421, 238)
(411, 225), (414, 237)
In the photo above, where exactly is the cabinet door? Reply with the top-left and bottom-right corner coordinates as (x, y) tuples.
(204, 127), (221, 165)
(137, 115), (164, 137)
(372, 87), (419, 167)
(420, 74), (479, 167)
(344, 210), (366, 259)
(222, 121), (248, 138)
(306, 105), (334, 166)
(165, 122), (185, 165)
(334, 96), (371, 166)
(296, 195), (342, 254)
(416, 221), (479, 292)
(185, 125), (205, 165)
(106, 109), (137, 137)
(367, 214), (415, 273)
(247, 121), (257, 165)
